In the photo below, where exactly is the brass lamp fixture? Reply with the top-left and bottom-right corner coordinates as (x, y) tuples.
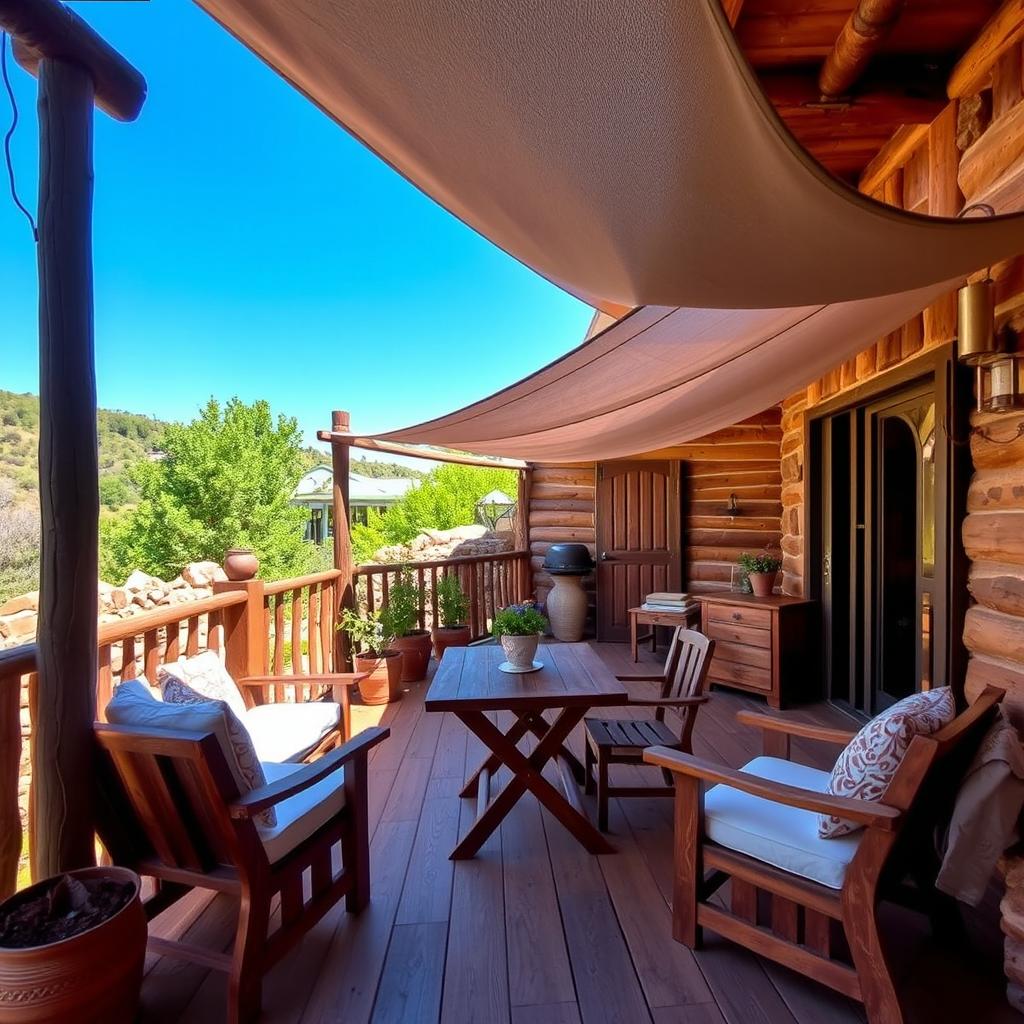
(957, 278), (1023, 413)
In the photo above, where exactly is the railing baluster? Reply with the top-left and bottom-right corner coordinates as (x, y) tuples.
(122, 636), (138, 680)
(274, 596), (285, 674)
(186, 616), (200, 656)
(166, 620), (181, 662)
(308, 585), (320, 674)
(416, 567), (426, 631)
(291, 588), (303, 677)
(320, 581), (333, 673)
(143, 629), (160, 682)
(97, 645), (113, 717)
(429, 566), (438, 631)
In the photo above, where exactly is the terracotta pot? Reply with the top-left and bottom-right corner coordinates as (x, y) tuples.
(354, 650), (403, 704)
(392, 631), (432, 682)
(223, 547), (259, 581)
(431, 625), (471, 661)
(499, 633), (541, 671)
(0, 866), (146, 1023)
(747, 571), (776, 597)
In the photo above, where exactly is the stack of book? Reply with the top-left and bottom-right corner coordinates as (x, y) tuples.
(641, 592), (697, 613)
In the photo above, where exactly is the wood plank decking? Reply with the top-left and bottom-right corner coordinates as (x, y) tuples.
(143, 642), (1016, 1024)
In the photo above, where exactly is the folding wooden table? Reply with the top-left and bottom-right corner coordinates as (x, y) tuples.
(425, 643), (627, 859)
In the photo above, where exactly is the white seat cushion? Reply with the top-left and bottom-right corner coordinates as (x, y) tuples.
(244, 702), (341, 763)
(704, 756), (862, 890)
(257, 761), (346, 864)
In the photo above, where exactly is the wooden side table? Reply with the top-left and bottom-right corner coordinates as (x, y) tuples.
(628, 605), (701, 661)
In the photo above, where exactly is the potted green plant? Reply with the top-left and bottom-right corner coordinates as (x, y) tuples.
(384, 570), (432, 683)
(339, 608), (402, 704)
(431, 572), (471, 661)
(0, 866), (147, 1023)
(492, 603), (549, 672)
(738, 552), (782, 597)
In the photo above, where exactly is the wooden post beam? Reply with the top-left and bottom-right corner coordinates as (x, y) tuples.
(31, 57), (99, 879)
(331, 411), (355, 670)
(818, 0), (908, 100)
(0, 0), (145, 121)
(948, 0), (1024, 100)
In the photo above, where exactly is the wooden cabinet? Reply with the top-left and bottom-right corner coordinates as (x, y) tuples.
(697, 594), (816, 709)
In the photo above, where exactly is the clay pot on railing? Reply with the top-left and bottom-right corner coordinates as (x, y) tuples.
(431, 625), (472, 662)
(0, 866), (146, 1023)
(223, 548), (259, 581)
(353, 650), (403, 705)
(392, 631), (432, 683)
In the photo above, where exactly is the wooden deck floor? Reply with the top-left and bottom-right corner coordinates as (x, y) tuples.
(143, 642), (1016, 1024)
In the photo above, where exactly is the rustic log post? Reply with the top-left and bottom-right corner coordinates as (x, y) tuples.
(331, 411), (355, 669)
(31, 58), (99, 879)
(214, 567), (266, 685)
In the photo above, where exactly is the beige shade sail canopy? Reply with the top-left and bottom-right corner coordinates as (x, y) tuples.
(358, 283), (948, 463)
(197, 0), (1022, 310)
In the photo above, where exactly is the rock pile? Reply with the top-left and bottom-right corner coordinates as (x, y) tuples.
(371, 525), (513, 565)
(0, 560), (229, 650)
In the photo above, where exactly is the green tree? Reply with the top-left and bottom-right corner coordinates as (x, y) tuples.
(100, 398), (312, 582)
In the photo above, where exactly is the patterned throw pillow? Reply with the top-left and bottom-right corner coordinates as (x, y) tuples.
(161, 674), (276, 828)
(157, 650), (249, 721)
(820, 687), (956, 839)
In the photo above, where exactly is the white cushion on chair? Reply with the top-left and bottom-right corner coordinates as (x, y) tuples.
(704, 756), (862, 890)
(245, 702), (341, 763)
(257, 761), (347, 864)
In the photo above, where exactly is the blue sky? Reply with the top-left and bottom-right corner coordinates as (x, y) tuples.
(0, 1), (592, 450)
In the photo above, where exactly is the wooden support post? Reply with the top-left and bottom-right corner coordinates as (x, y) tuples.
(214, 576), (266, 685)
(924, 102), (963, 347)
(331, 411), (355, 669)
(514, 466), (532, 599)
(31, 58), (99, 879)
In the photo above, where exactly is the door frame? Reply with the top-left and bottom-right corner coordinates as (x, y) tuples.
(805, 344), (972, 709)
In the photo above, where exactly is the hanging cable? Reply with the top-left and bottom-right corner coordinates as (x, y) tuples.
(1, 31), (38, 242)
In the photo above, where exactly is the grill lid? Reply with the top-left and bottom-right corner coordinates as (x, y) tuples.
(542, 543), (595, 575)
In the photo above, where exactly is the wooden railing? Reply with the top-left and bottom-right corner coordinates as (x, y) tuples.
(353, 550), (532, 641)
(0, 643), (36, 899)
(263, 569), (342, 679)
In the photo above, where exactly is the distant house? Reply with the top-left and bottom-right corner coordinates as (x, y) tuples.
(291, 465), (417, 544)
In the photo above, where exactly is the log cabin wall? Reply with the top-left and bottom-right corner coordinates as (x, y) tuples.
(778, 33), (1024, 730)
(526, 410), (783, 616)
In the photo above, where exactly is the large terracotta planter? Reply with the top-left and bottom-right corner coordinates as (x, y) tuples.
(0, 866), (146, 1024)
(354, 650), (403, 704)
(499, 633), (541, 671)
(392, 631), (432, 682)
(747, 571), (777, 597)
(431, 625), (471, 662)
(546, 575), (588, 641)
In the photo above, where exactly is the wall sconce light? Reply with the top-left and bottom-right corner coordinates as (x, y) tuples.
(723, 493), (742, 517)
(957, 278), (1024, 413)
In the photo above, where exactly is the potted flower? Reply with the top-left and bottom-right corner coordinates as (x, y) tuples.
(492, 602), (549, 672)
(431, 572), (471, 661)
(738, 552), (782, 597)
(0, 866), (147, 1022)
(384, 570), (432, 683)
(339, 609), (402, 704)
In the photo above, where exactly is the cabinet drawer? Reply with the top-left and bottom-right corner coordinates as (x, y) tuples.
(706, 620), (772, 649)
(706, 603), (773, 629)
(708, 656), (772, 691)
(712, 640), (772, 670)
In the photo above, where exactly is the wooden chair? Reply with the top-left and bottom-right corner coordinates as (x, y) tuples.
(94, 721), (389, 1024)
(584, 627), (715, 831)
(644, 686), (1005, 1024)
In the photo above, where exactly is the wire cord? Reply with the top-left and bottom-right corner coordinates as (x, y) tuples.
(2, 31), (39, 242)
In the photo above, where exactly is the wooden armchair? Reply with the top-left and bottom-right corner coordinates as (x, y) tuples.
(584, 627), (715, 830)
(95, 721), (388, 1024)
(644, 686), (1004, 1024)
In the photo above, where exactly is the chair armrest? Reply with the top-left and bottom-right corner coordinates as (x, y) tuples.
(735, 710), (857, 748)
(626, 696), (710, 709)
(642, 745), (900, 831)
(230, 726), (389, 819)
(615, 673), (666, 683)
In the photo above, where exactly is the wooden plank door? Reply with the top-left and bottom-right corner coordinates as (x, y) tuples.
(596, 460), (683, 641)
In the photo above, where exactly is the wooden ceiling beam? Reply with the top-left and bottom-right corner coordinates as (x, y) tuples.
(721, 0), (746, 28)
(948, 0), (1024, 98)
(819, 0), (909, 99)
(0, 0), (145, 121)
(858, 123), (929, 193)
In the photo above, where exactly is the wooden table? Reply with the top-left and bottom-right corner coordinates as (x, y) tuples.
(629, 604), (701, 661)
(425, 643), (627, 859)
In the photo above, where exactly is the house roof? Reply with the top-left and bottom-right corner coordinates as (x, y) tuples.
(291, 466), (417, 504)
